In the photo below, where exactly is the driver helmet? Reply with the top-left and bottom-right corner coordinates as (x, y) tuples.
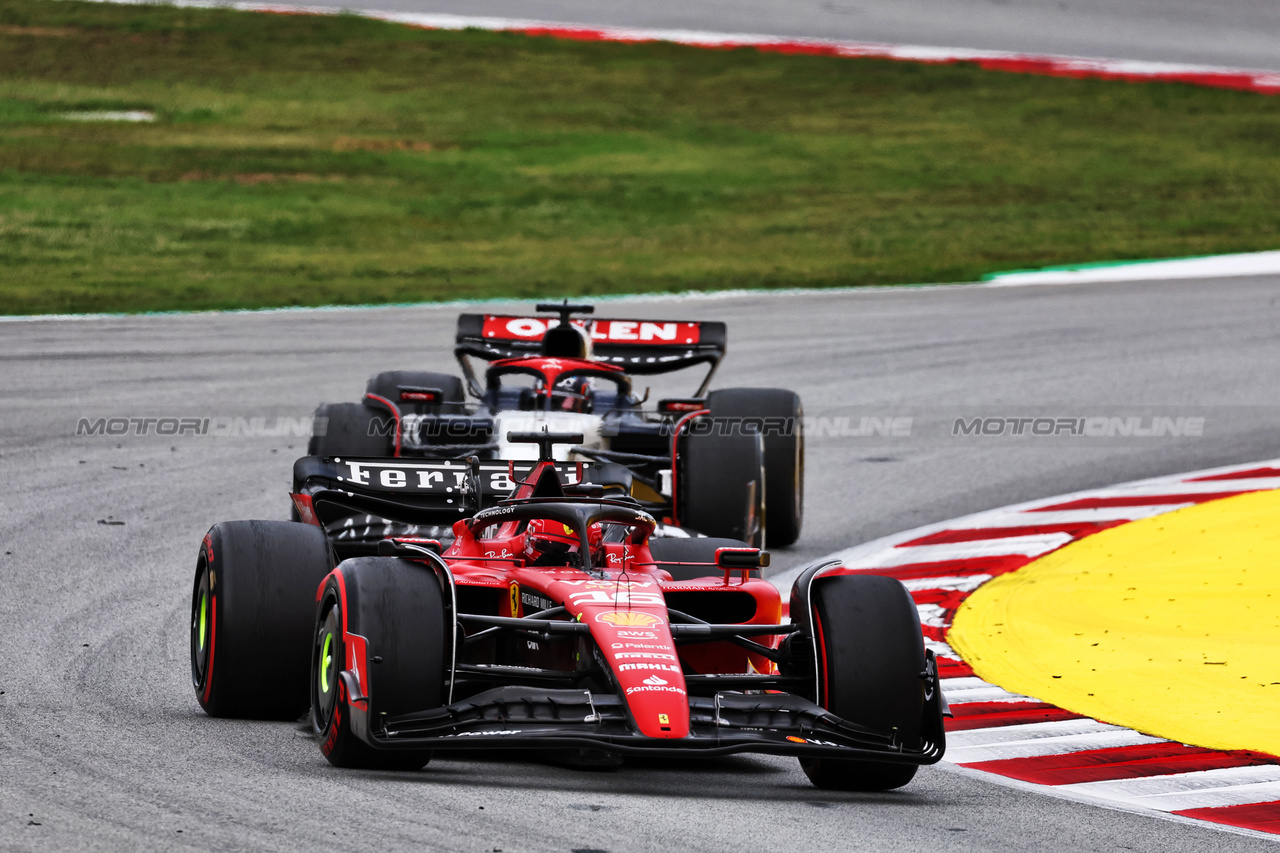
(522, 519), (581, 566)
(541, 375), (593, 413)
(521, 520), (605, 566)
(587, 521), (604, 563)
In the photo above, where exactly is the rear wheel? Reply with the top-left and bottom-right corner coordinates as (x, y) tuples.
(308, 402), (393, 458)
(365, 370), (465, 415)
(647, 536), (757, 581)
(311, 557), (446, 770)
(799, 574), (925, 791)
(190, 521), (333, 719)
(678, 428), (765, 547)
(707, 388), (804, 547)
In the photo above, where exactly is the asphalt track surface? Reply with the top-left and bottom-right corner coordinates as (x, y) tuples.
(3, 276), (1280, 851)
(285, 0), (1280, 71)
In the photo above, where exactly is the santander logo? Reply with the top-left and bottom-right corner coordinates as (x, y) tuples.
(642, 675), (668, 686)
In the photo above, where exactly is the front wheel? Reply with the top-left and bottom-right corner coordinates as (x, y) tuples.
(798, 574), (926, 791)
(312, 557), (447, 770)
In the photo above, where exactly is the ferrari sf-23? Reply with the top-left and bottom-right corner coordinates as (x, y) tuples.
(190, 433), (946, 790)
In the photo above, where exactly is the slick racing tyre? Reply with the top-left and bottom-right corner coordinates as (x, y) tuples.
(312, 557), (447, 770)
(800, 574), (926, 791)
(707, 388), (804, 547)
(679, 426), (765, 548)
(365, 370), (466, 416)
(191, 520), (334, 719)
(308, 402), (393, 458)
(647, 536), (759, 581)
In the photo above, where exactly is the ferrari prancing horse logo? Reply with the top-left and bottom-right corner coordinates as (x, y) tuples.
(509, 582), (521, 617)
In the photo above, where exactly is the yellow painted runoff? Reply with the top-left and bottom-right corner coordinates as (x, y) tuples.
(950, 488), (1280, 757)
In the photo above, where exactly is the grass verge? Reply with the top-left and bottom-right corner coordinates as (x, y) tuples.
(1, 0), (1279, 314)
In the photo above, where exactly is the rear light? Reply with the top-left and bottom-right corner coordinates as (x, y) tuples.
(658, 398), (707, 413)
(398, 385), (441, 403)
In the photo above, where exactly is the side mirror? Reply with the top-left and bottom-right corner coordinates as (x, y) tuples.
(715, 548), (770, 570)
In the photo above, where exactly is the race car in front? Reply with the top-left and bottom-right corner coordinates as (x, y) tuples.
(305, 301), (804, 548)
(191, 434), (946, 791)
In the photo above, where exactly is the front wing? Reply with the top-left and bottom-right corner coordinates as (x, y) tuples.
(338, 677), (946, 764)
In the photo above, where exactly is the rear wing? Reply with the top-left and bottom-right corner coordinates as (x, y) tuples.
(292, 455), (595, 556)
(455, 313), (726, 376)
(296, 455), (587, 499)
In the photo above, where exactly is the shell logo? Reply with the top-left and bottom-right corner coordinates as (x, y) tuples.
(596, 611), (662, 628)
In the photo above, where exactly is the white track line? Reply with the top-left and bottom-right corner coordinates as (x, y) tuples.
(924, 638), (960, 659)
(948, 724), (1165, 764)
(840, 534), (1073, 568)
(954, 506), (1195, 527)
(939, 677), (1040, 705)
(1061, 766), (1280, 812)
(1074, 478), (1280, 496)
(899, 575), (994, 594)
(986, 252), (1280, 286)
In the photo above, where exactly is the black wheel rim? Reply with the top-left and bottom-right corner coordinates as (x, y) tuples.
(190, 561), (212, 693)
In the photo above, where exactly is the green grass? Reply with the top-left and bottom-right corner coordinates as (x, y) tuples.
(1, 0), (1278, 314)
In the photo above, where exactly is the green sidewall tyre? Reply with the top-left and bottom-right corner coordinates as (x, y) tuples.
(190, 520), (334, 719)
(311, 558), (446, 771)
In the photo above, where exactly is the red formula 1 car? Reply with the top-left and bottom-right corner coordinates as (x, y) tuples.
(191, 434), (945, 790)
